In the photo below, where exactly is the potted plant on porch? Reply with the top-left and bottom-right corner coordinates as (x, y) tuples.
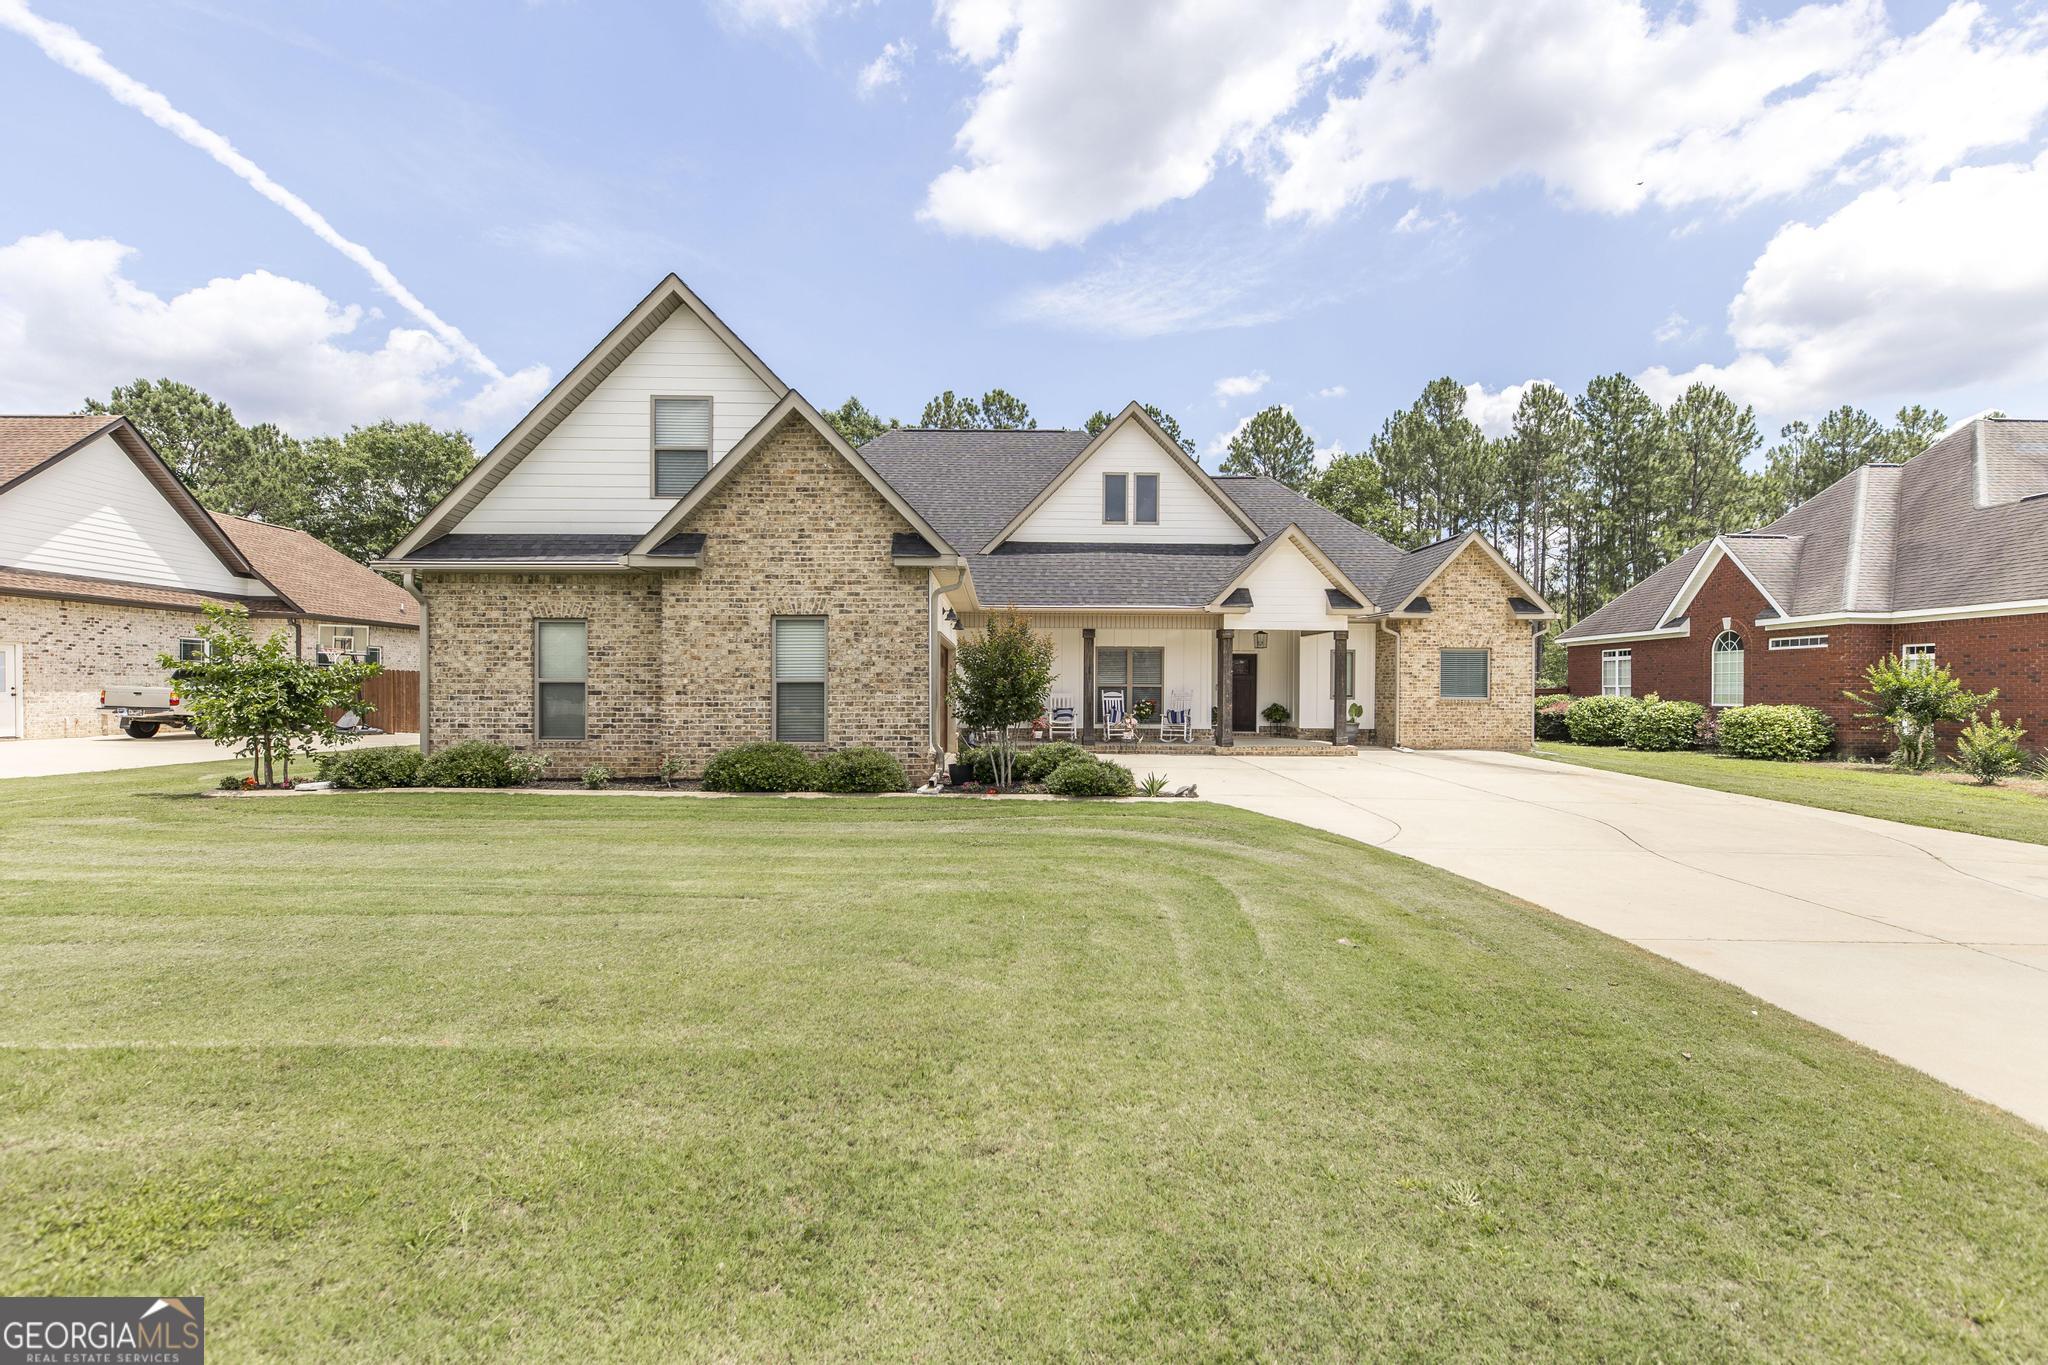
(1262, 702), (1294, 738)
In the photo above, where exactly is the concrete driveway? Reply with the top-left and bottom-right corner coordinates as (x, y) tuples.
(0, 730), (418, 780)
(1128, 747), (2048, 1128)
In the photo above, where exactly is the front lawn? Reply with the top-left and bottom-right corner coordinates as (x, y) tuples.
(1536, 741), (2048, 846)
(3, 762), (2046, 1359)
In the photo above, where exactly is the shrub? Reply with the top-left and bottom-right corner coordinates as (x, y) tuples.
(504, 751), (550, 786)
(959, 744), (999, 785)
(1017, 741), (1091, 783)
(1138, 772), (1170, 797)
(1627, 699), (1705, 752)
(218, 772), (248, 792)
(1952, 711), (2027, 785)
(1716, 704), (1835, 761)
(581, 764), (612, 790)
(1534, 697), (1573, 742)
(1045, 756), (1136, 797)
(1565, 695), (1641, 746)
(319, 745), (424, 790)
(657, 753), (686, 788)
(817, 746), (908, 793)
(418, 740), (521, 788)
(701, 742), (820, 793)
(1846, 655), (1997, 771)
(1262, 702), (1291, 729)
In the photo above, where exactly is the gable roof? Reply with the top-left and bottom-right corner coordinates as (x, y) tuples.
(977, 402), (1263, 551)
(0, 414), (258, 579)
(629, 392), (957, 561)
(1378, 531), (1556, 619)
(1559, 416), (2048, 642)
(388, 275), (790, 559)
(1204, 524), (1376, 614)
(210, 514), (418, 629)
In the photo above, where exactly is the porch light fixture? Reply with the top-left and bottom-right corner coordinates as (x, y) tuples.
(943, 607), (960, 627)
(1254, 631), (1268, 649)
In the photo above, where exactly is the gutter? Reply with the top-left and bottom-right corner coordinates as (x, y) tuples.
(400, 570), (430, 756)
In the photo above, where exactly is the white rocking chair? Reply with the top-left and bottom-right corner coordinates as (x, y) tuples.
(1101, 691), (1137, 742)
(1159, 689), (1194, 743)
(1046, 696), (1078, 740)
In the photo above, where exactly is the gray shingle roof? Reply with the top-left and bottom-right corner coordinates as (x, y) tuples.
(1559, 417), (2048, 642)
(409, 533), (640, 562)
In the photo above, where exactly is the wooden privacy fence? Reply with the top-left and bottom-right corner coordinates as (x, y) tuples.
(328, 668), (419, 733)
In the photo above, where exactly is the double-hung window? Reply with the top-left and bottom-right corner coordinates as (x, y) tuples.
(1440, 649), (1489, 700)
(1600, 648), (1632, 697)
(1097, 646), (1163, 723)
(536, 619), (588, 740)
(1103, 472), (1128, 523)
(1710, 631), (1745, 707)
(653, 397), (711, 496)
(773, 616), (827, 743)
(1901, 642), (1936, 673)
(177, 638), (210, 662)
(1133, 473), (1159, 524)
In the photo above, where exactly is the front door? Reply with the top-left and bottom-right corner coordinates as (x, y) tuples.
(1231, 653), (1258, 731)
(0, 644), (20, 739)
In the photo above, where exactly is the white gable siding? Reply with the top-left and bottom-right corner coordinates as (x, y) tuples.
(0, 434), (260, 595)
(1010, 422), (1252, 545)
(1225, 538), (1349, 632)
(458, 307), (780, 534)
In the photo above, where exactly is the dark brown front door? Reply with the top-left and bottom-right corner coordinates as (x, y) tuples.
(1231, 654), (1258, 730)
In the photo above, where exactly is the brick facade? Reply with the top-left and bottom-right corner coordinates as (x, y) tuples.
(1389, 546), (1537, 750)
(1563, 555), (2048, 755)
(1, 594), (417, 739)
(420, 412), (933, 781)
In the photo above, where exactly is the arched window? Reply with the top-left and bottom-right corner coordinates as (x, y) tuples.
(1710, 631), (1745, 707)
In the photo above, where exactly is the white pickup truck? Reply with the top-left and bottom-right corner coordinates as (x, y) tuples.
(98, 683), (196, 739)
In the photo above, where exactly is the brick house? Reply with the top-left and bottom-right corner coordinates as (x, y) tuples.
(379, 275), (1554, 779)
(1558, 417), (2048, 754)
(0, 415), (419, 740)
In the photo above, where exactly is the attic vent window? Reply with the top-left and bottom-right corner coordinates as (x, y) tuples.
(653, 397), (711, 496)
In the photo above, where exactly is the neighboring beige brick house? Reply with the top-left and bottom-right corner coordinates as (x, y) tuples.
(0, 416), (418, 740)
(382, 274), (1552, 777)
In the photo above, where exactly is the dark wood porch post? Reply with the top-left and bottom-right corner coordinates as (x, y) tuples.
(1214, 627), (1234, 747)
(1332, 629), (1350, 745)
(1080, 627), (1097, 743)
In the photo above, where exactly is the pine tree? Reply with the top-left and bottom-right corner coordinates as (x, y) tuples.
(1662, 383), (1761, 551)
(1219, 406), (1316, 490)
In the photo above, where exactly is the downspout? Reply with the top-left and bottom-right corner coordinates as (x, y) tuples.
(1377, 618), (1400, 748)
(928, 567), (967, 759)
(401, 570), (430, 755)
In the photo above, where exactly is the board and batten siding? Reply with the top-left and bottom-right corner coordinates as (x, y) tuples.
(1294, 629), (1372, 730)
(0, 433), (263, 596)
(1009, 423), (1254, 545)
(1226, 537), (1352, 633)
(457, 307), (781, 534)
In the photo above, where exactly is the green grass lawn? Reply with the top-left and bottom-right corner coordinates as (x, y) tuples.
(1535, 741), (2048, 846)
(4, 761), (2046, 1360)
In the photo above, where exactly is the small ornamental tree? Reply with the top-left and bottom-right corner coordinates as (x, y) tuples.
(950, 608), (1056, 788)
(1845, 655), (1996, 771)
(164, 603), (381, 786)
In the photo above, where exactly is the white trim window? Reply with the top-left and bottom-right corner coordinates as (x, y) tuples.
(177, 638), (210, 662)
(317, 622), (370, 663)
(1440, 649), (1489, 700)
(773, 616), (827, 743)
(653, 397), (711, 496)
(1600, 648), (1632, 697)
(1768, 635), (1829, 650)
(536, 619), (588, 740)
(1133, 472), (1159, 525)
(1102, 472), (1128, 524)
(1097, 646), (1164, 722)
(1710, 631), (1745, 707)
(1901, 642), (1937, 673)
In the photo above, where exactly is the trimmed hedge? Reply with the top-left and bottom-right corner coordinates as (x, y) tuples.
(1017, 741), (1091, 783)
(1715, 704), (1835, 761)
(1564, 695), (1641, 746)
(318, 746), (423, 789)
(816, 746), (908, 793)
(1627, 699), (1705, 752)
(1534, 698), (1573, 742)
(702, 742), (821, 793)
(418, 741), (523, 788)
(1044, 756), (1136, 797)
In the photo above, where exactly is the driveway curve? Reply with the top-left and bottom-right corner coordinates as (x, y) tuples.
(1129, 748), (2048, 1128)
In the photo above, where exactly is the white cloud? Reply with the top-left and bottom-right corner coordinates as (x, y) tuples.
(922, 0), (1384, 247)
(0, 0), (515, 384)
(1393, 205), (1459, 234)
(1463, 379), (1555, 437)
(1007, 243), (1292, 338)
(1268, 0), (2048, 223)
(0, 232), (549, 436)
(711, 0), (850, 33)
(1213, 371), (1270, 401)
(1639, 153), (2048, 414)
(857, 38), (913, 97)
(1315, 384), (1347, 398)
(1653, 311), (1694, 345)
(1205, 409), (1261, 458)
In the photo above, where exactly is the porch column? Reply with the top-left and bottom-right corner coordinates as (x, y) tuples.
(1214, 627), (1234, 747)
(1332, 629), (1350, 745)
(1080, 627), (1097, 743)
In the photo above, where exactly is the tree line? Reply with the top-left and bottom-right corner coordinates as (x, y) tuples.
(85, 379), (476, 563)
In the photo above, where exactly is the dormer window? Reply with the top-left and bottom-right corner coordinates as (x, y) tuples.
(1103, 472), (1127, 523)
(1134, 473), (1159, 524)
(652, 397), (711, 496)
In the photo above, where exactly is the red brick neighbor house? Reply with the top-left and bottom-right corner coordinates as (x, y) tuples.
(1558, 416), (2048, 754)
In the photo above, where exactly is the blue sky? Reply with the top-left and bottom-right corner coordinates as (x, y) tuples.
(2, 0), (2046, 467)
